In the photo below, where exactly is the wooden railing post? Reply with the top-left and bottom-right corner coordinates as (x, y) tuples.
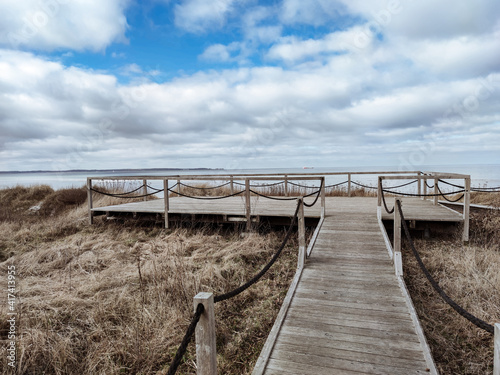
(423, 176), (427, 200)
(433, 178), (439, 205)
(230, 176), (234, 195)
(463, 176), (471, 243)
(417, 172), (422, 199)
(298, 198), (306, 269)
(377, 177), (382, 209)
(245, 179), (251, 231)
(348, 173), (352, 197)
(194, 292), (217, 375)
(163, 179), (169, 229)
(320, 177), (326, 218)
(143, 179), (148, 201)
(394, 198), (403, 276)
(494, 323), (500, 375)
(177, 179), (181, 197)
(284, 175), (288, 197)
(87, 178), (94, 225)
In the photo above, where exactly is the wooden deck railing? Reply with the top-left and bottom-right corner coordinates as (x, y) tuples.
(376, 172), (471, 242)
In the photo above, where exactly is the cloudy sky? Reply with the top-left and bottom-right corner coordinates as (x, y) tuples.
(0, 0), (499, 172)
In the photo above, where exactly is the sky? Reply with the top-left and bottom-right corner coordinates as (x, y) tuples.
(0, 0), (499, 172)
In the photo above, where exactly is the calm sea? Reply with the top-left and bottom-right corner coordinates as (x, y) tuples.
(1, 165), (499, 192)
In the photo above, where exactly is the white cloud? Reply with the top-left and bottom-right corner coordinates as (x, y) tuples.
(0, 0), (130, 51)
(174, 0), (238, 33)
(340, 0), (500, 39)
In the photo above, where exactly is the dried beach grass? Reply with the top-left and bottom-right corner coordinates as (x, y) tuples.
(0, 185), (297, 374)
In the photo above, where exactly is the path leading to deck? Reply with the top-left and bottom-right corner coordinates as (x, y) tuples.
(257, 199), (436, 374)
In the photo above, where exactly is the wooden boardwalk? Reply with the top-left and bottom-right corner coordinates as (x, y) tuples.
(254, 199), (437, 374)
(91, 196), (458, 374)
(92, 196), (462, 223)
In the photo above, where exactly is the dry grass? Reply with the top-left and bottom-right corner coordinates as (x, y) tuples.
(173, 180), (376, 198)
(403, 208), (500, 374)
(0, 185), (298, 374)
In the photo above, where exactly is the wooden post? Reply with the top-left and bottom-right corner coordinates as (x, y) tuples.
(163, 179), (169, 229)
(245, 179), (251, 231)
(348, 173), (352, 197)
(230, 176), (234, 195)
(463, 176), (471, 243)
(143, 179), (148, 202)
(394, 198), (403, 276)
(377, 177), (382, 209)
(433, 178), (439, 205)
(320, 177), (326, 218)
(417, 172), (422, 199)
(177, 179), (181, 197)
(194, 292), (217, 375)
(494, 323), (500, 375)
(284, 175), (288, 197)
(423, 177), (427, 200)
(298, 198), (306, 268)
(87, 178), (94, 225)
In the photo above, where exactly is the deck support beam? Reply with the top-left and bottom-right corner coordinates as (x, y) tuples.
(194, 292), (217, 375)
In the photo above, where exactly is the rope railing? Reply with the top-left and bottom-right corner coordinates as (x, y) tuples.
(179, 181), (232, 190)
(437, 179), (500, 192)
(396, 200), (494, 334)
(249, 189), (297, 201)
(383, 189), (466, 198)
(165, 199), (302, 374)
(166, 187), (245, 200)
(89, 186), (164, 199)
(303, 180), (324, 208)
(233, 181), (285, 188)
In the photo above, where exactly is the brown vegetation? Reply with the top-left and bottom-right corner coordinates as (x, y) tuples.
(0, 185), (298, 374)
(403, 207), (500, 374)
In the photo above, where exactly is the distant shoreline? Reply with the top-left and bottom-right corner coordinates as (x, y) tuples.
(0, 168), (223, 174)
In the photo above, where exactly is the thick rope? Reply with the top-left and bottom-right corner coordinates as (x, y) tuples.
(166, 303), (205, 375)
(383, 189), (465, 198)
(233, 181), (285, 188)
(179, 181), (232, 190)
(425, 180), (435, 189)
(214, 201), (300, 303)
(89, 187), (164, 199)
(167, 188), (244, 200)
(381, 187), (395, 214)
(436, 184), (465, 203)
(397, 201), (494, 334)
(352, 181), (377, 190)
(249, 189), (297, 201)
(303, 180), (324, 208)
(325, 180), (349, 188)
